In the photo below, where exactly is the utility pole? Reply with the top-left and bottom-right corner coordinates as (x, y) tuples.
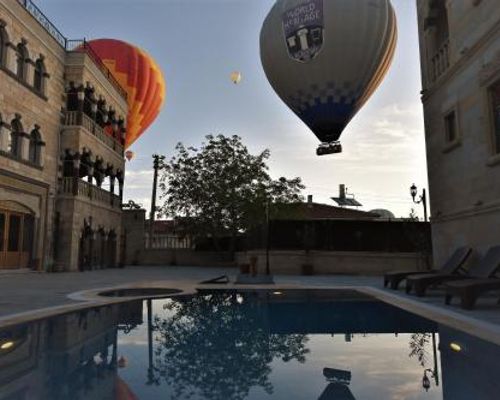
(149, 154), (164, 248)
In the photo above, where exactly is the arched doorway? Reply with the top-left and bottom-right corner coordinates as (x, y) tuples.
(0, 201), (35, 269)
(107, 230), (117, 268)
(79, 224), (93, 272)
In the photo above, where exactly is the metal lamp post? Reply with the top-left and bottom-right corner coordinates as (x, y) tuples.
(265, 199), (270, 275)
(410, 183), (428, 222)
(149, 154), (165, 248)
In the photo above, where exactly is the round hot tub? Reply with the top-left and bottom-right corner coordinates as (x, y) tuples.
(98, 288), (183, 298)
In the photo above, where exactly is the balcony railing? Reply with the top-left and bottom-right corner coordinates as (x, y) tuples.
(66, 40), (128, 100)
(429, 40), (450, 84)
(60, 177), (121, 208)
(17, 0), (67, 47)
(17, 1), (127, 99)
(145, 234), (193, 250)
(64, 111), (124, 155)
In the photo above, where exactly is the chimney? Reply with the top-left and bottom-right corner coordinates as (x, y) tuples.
(339, 184), (346, 200)
(307, 194), (313, 207)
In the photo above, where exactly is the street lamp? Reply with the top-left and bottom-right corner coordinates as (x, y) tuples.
(410, 183), (428, 222)
(265, 199), (270, 275)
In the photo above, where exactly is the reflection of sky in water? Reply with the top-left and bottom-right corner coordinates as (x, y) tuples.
(2, 292), (499, 400)
(117, 297), (443, 400)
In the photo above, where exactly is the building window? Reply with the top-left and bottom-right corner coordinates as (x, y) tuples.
(15, 43), (28, 81)
(28, 128), (41, 165)
(10, 117), (23, 158)
(0, 25), (7, 67)
(33, 58), (46, 94)
(444, 110), (457, 143)
(490, 79), (500, 154)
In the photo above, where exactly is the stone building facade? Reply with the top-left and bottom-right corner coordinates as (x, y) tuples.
(0, 0), (127, 271)
(416, 0), (500, 265)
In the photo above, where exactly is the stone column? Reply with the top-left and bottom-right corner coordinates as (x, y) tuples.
(0, 125), (10, 152)
(87, 164), (94, 185)
(72, 153), (81, 196)
(38, 142), (46, 167)
(25, 59), (34, 86)
(77, 86), (85, 125)
(110, 175), (116, 207)
(119, 179), (124, 204)
(6, 43), (17, 73)
(19, 132), (30, 160)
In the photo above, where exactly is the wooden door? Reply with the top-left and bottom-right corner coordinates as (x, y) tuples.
(0, 211), (33, 269)
(4, 213), (22, 269)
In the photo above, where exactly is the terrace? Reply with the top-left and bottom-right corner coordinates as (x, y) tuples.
(0, 267), (499, 344)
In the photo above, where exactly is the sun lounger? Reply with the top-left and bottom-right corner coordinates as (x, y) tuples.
(199, 275), (230, 284)
(383, 247), (471, 290)
(406, 246), (500, 297)
(445, 277), (500, 310)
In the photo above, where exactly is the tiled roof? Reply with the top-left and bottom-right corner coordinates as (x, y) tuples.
(274, 202), (379, 220)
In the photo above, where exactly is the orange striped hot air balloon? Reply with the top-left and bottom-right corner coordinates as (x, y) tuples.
(86, 39), (166, 149)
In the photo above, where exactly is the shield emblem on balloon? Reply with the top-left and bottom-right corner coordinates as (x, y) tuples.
(282, 0), (324, 63)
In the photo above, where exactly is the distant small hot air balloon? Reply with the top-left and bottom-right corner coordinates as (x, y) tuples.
(125, 150), (135, 162)
(230, 71), (242, 85)
(85, 39), (166, 149)
(260, 0), (397, 155)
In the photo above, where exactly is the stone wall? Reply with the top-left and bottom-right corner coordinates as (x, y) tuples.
(417, 0), (500, 265)
(131, 248), (427, 275)
(138, 249), (235, 268)
(0, 1), (66, 269)
(56, 196), (122, 271)
(236, 250), (428, 276)
(122, 208), (146, 265)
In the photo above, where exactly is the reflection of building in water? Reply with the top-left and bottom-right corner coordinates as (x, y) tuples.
(0, 301), (142, 399)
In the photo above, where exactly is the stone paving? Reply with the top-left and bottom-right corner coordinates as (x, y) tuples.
(0, 266), (499, 327)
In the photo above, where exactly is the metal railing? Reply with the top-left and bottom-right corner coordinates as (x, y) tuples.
(66, 40), (128, 100)
(17, 0), (67, 47)
(17, 1), (128, 99)
(60, 177), (121, 208)
(145, 234), (193, 250)
(64, 111), (124, 155)
(429, 40), (450, 84)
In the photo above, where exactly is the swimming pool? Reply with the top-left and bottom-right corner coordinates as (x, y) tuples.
(0, 289), (498, 399)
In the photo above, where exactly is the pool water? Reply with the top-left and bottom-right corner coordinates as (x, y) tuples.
(0, 289), (498, 400)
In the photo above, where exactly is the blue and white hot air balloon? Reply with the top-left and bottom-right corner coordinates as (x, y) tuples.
(260, 0), (398, 155)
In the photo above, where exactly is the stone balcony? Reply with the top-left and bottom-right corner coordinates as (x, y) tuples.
(428, 40), (450, 85)
(59, 177), (121, 210)
(62, 111), (125, 168)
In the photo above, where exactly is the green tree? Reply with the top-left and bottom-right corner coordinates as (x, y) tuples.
(158, 134), (304, 251)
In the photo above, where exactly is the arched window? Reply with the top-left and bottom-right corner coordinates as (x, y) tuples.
(28, 127), (41, 164)
(0, 112), (5, 153)
(33, 58), (46, 94)
(15, 42), (28, 81)
(0, 23), (8, 67)
(10, 117), (23, 158)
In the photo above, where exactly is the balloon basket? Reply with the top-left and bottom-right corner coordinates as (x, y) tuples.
(316, 141), (342, 156)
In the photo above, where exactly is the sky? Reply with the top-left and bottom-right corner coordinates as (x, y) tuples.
(41, 0), (428, 219)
